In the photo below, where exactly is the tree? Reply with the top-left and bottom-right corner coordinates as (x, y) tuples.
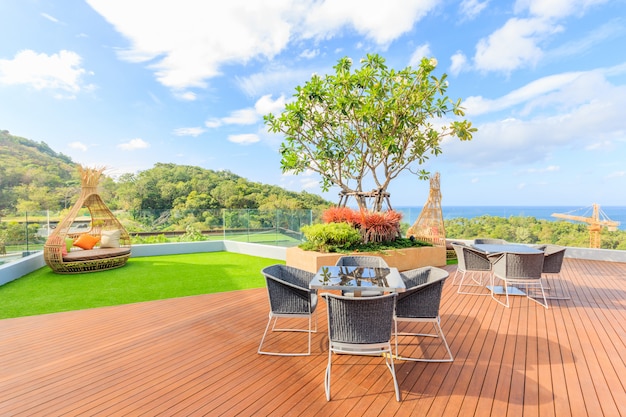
(265, 53), (476, 211)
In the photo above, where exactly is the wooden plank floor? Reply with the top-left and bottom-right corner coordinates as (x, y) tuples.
(1, 258), (625, 416)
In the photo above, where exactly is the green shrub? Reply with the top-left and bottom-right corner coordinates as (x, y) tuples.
(300, 222), (363, 252)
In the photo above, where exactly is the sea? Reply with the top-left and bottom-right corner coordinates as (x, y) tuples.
(394, 206), (626, 231)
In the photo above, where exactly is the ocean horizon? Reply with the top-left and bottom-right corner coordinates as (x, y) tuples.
(394, 205), (626, 231)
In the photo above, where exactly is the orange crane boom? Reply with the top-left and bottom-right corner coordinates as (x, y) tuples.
(551, 203), (620, 248)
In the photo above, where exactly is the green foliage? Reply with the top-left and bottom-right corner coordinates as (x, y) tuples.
(0, 130), (78, 212)
(130, 234), (169, 244)
(178, 225), (206, 242)
(445, 215), (626, 250)
(0, 129), (332, 220)
(300, 222), (363, 252)
(349, 237), (431, 253)
(265, 54), (476, 210)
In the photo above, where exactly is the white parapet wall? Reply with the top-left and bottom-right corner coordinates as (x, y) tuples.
(0, 242), (622, 287)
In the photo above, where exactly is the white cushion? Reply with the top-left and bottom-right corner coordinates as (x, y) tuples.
(100, 229), (121, 248)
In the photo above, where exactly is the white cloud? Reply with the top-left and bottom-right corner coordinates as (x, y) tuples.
(463, 71), (585, 115)
(550, 18), (626, 60)
(41, 13), (61, 24)
(235, 65), (314, 97)
(474, 17), (562, 73)
(408, 43), (431, 67)
(300, 49), (319, 59)
(514, 0), (608, 19)
(222, 108), (259, 125)
(205, 118), (222, 128)
(68, 141), (88, 151)
(175, 91), (197, 101)
(459, 0), (489, 20)
(450, 51), (468, 76)
(606, 171), (626, 179)
(228, 133), (260, 144)
(302, 0), (438, 47)
(205, 94), (286, 130)
(255, 94), (286, 116)
(523, 165), (560, 173)
(87, 0), (294, 91)
(86, 0), (439, 94)
(117, 138), (150, 150)
(173, 127), (205, 137)
(444, 68), (626, 168)
(0, 50), (94, 98)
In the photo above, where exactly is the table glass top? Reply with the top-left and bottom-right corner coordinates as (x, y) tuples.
(313, 266), (392, 289)
(473, 244), (543, 254)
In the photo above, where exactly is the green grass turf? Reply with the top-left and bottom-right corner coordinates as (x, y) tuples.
(0, 252), (281, 320)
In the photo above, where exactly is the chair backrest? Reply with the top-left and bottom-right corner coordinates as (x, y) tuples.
(474, 238), (507, 245)
(396, 267), (448, 319)
(322, 293), (396, 344)
(262, 264), (315, 314)
(488, 252), (544, 280)
(542, 246), (566, 274)
(335, 255), (389, 268)
(453, 243), (491, 272)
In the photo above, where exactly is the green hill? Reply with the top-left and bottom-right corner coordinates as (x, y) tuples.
(0, 130), (78, 213)
(0, 129), (330, 214)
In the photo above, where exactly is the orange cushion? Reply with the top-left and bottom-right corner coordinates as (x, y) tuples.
(73, 234), (100, 250)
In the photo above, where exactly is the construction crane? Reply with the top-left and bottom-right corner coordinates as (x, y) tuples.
(551, 203), (620, 248)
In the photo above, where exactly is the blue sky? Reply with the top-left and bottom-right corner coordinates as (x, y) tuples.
(1, 0), (626, 208)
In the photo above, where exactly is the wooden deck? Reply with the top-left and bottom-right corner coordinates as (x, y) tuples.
(1, 258), (625, 416)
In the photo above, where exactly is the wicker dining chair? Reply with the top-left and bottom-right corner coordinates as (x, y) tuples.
(452, 243), (492, 295)
(395, 267), (453, 362)
(322, 293), (401, 402)
(258, 264), (318, 356)
(487, 251), (548, 308)
(541, 245), (569, 300)
(335, 255), (390, 297)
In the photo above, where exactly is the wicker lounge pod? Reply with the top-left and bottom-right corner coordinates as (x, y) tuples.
(44, 166), (131, 274)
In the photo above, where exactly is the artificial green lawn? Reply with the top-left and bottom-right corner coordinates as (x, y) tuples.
(0, 252), (281, 320)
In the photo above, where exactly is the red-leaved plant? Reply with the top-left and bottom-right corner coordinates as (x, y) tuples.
(322, 206), (360, 225)
(361, 210), (402, 243)
(321, 207), (402, 244)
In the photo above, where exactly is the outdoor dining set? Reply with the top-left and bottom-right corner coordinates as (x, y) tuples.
(257, 240), (567, 402)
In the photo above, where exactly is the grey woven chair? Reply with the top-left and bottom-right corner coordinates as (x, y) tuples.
(258, 264), (318, 356)
(487, 252), (547, 308)
(322, 293), (401, 402)
(335, 255), (389, 297)
(452, 243), (491, 295)
(394, 267), (453, 362)
(542, 245), (569, 300)
(474, 238), (507, 245)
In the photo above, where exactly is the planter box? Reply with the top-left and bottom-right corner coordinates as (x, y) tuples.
(286, 246), (447, 273)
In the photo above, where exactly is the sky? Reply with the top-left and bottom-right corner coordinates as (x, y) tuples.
(1, 0), (626, 208)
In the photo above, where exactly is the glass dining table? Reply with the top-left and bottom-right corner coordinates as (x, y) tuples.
(309, 265), (405, 297)
(472, 243), (544, 296)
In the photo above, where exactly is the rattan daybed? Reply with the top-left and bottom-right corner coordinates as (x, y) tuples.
(44, 166), (131, 274)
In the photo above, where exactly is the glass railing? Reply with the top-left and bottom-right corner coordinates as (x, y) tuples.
(0, 209), (323, 265)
